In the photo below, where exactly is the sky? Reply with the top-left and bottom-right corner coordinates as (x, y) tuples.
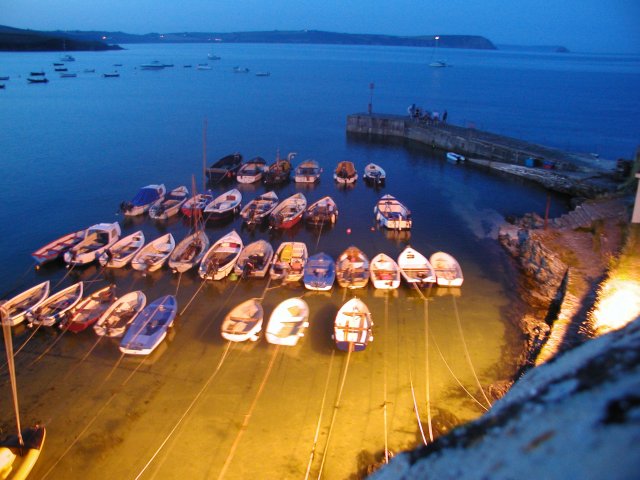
(3, 0), (640, 54)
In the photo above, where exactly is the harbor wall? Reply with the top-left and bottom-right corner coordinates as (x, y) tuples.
(346, 113), (614, 173)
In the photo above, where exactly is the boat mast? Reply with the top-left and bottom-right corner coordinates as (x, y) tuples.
(202, 118), (208, 193)
(1, 305), (24, 447)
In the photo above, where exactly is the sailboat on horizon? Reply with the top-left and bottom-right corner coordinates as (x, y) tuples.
(429, 35), (448, 67)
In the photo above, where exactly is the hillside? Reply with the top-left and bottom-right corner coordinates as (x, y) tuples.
(0, 25), (121, 51)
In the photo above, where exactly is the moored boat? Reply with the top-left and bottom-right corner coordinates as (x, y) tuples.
(303, 252), (335, 291)
(93, 290), (146, 337)
(263, 152), (296, 185)
(198, 230), (243, 280)
(374, 194), (412, 230)
(270, 242), (308, 283)
(119, 295), (177, 355)
(221, 298), (263, 342)
(98, 230), (145, 268)
(266, 298), (310, 346)
(0, 425), (47, 480)
(2, 281), (50, 326)
(363, 163), (386, 186)
(120, 184), (166, 216)
(60, 284), (117, 333)
(269, 192), (307, 229)
(430, 251), (464, 287)
(168, 230), (209, 273)
(31, 229), (86, 266)
(206, 153), (242, 184)
(27, 282), (84, 327)
(27, 77), (49, 84)
(234, 240), (274, 278)
(446, 152), (466, 164)
(336, 246), (370, 289)
(370, 253), (401, 289)
(63, 222), (122, 266)
(304, 196), (338, 226)
(148, 185), (189, 220)
(203, 188), (242, 221)
(131, 233), (175, 273)
(181, 190), (214, 218)
(240, 191), (278, 226)
(236, 157), (267, 183)
(333, 298), (373, 352)
(397, 246), (436, 286)
(294, 159), (322, 183)
(334, 161), (357, 184)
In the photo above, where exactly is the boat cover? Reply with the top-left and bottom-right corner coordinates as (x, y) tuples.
(131, 187), (160, 206)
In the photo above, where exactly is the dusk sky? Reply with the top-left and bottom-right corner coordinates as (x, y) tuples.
(4, 0), (640, 54)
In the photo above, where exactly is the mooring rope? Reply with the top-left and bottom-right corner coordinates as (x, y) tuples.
(134, 342), (233, 480)
(410, 283), (489, 412)
(423, 297), (434, 442)
(42, 351), (152, 479)
(174, 272), (183, 297)
(216, 345), (280, 480)
(61, 335), (105, 382)
(316, 346), (352, 479)
(383, 293), (390, 462)
(196, 276), (244, 340)
(304, 349), (336, 480)
(451, 295), (492, 409)
(0, 263), (36, 300)
(409, 369), (428, 445)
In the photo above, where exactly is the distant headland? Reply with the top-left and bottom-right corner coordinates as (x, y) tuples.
(0, 24), (569, 53)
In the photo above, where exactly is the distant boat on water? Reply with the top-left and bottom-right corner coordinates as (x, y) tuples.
(429, 35), (448, 67)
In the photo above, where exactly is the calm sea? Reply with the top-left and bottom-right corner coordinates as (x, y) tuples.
(0, 43), (638, 479)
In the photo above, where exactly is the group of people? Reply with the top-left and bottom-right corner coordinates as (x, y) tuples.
(407, 104), (448, 125)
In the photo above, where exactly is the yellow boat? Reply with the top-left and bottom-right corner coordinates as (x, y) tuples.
(0, 426), (46, 480)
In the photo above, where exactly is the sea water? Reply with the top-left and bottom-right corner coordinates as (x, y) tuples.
(0, 43), (638, 478)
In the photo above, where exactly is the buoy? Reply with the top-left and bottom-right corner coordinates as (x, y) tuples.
(346, 228), (351, 234)
(370, 226), (375, 232)
(229, 272), (238, 281)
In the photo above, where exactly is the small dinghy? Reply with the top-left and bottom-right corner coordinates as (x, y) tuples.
(266, 298), (310, 346)
(64, 222), (122, 266)
(240, 191), (279, 226)
(370, 253), (401, 289)
(204, 188), (242, 221)
(294, 159), (322, 183)
(98, 230), (145, 268)
(303, 252), (335, 291)
(234, 240), (274, 278)
(31, 229), (86, 266)
(263, 152), (295, 185)
(206, 153), (242, 184)
(2, 281), (50, 326)
(336, 246), (370, 289)
(149, 185), (189, 220)
(304, 196), (338, 226)
(181, 191), (214, 218)
(168, 230), (209, 273)
(94, 290), (146, 337)
(333, 298), (373, 352)
(363, 163), (386, 186)
(131, 233), (175, 273)
(430, 251), (464, 287)
(221, 298), (263, 342)
(27, 281), (83, 327)
(374, 194), (412, 230)
(120, 184), (166, 216)
(397, 246), (436, 286)
(269, 192), (307, 229)
(0, 425), (46, 480)
(334, 161), (357, 184)
(198, 230), (243, 280)
(236, 156), (267, 183)
(446, 152), (466, 164)
(119, 295), (177, 355)
(61, 284), (117, 333)
(270, 242), (308, 283)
